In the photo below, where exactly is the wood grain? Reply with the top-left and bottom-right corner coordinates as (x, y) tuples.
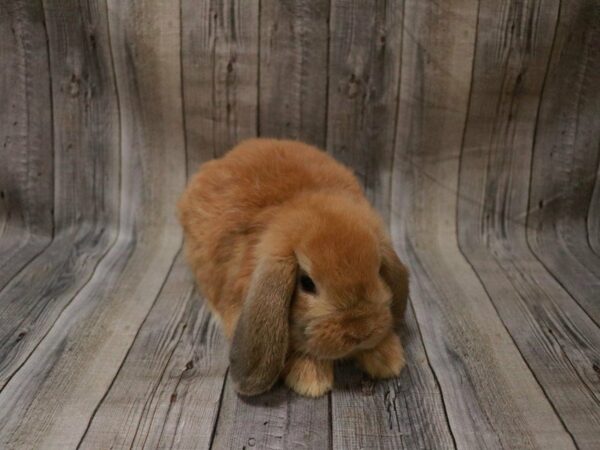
(0, 0), (53, 289)
(331, 305), (455, 450)
(527, 0), (600, 324)
(79, 253), (229, 449)
(456, 0), (600, 447)
(181, 0), (259, 172)
(0, 0), (120, 391)
(326, 0), (403, 219)
(393, 0), (577, 448)
(259, 0), (329, 147)
(213, 380), (330, 450)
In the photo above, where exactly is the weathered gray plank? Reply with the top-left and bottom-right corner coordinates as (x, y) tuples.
(0, 232), (49, 293)
(0, 234), (182, 448)
(213, 380), (330, 450)
(326, 0), (402, 220)
(46, 2), (119, 232)
(181, 0), (259, 172)
(0, 228), (117, 390)
(331, 304), (455, 450)
(259, 0), (329, 147)
(526, 0), (600, 324)
(456, 0), (600, 448)
(0, 0), (53, 288)
(0, 0), (186, 447)
(0, 0), (120, 390)
(79, 253), (228, 449)
(392, 0), (576, 448)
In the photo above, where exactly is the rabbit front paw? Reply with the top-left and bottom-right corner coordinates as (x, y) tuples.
(355, 332), (406, 379)
(283, 353), (333, 397)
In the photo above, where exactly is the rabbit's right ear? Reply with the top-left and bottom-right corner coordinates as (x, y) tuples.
(229, 254), (296, 396)
(379, 237), (409, 325)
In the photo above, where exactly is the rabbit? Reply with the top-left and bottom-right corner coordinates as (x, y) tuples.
(177, 138), (409, 397)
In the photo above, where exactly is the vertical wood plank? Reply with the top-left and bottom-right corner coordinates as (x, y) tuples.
(259, 0), (329, 147)
(456, 0), (600, 447)
(0, 0), (53, 288)
(181, 0), (259, 173)
(46, 3), (119, 232)
(527, 0), (600, 323)
(326, 0), (402, 219)
(393, 0), (576, 448)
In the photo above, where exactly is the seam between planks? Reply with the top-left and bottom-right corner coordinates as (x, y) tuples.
(324, 0), (331, 150)
(327, 391), (333, 450)
(179, 0), (189, 179)
(387, 0), (406, 220)
(256, 0), (262, 137)
(406, 299), (458, 449)
(105, 0), (123, 240)
(136, 296), (189, 450)
(207, 367), (229, 450)
(39, 0), (55, 242)
(210, 5), (217, 159)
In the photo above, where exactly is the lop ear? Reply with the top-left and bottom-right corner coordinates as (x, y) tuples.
(229, 255), (296, 396)
(380, 237), (409, 325)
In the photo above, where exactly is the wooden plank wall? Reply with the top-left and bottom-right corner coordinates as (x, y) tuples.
(0, 0), (53, 289)
(0, 0), (598, 448)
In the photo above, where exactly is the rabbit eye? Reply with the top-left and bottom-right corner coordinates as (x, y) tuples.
(299, 274), (317, 294)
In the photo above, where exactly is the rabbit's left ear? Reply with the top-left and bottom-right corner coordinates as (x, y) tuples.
(229, 255), (297, 396)
(379, 236), (409, 324)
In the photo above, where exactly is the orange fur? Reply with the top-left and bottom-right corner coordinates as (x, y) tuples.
(178, 138), (408, 396)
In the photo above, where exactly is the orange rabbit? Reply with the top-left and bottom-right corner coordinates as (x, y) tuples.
(178, 139), (409, 397)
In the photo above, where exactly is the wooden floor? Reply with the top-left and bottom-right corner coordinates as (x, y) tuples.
(1, 0), (599, 448)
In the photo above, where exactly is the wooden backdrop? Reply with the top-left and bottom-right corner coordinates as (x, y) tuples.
(0, 0), (599, 448)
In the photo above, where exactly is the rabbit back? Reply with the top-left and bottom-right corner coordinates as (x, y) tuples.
(177, 138), (364, 335)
